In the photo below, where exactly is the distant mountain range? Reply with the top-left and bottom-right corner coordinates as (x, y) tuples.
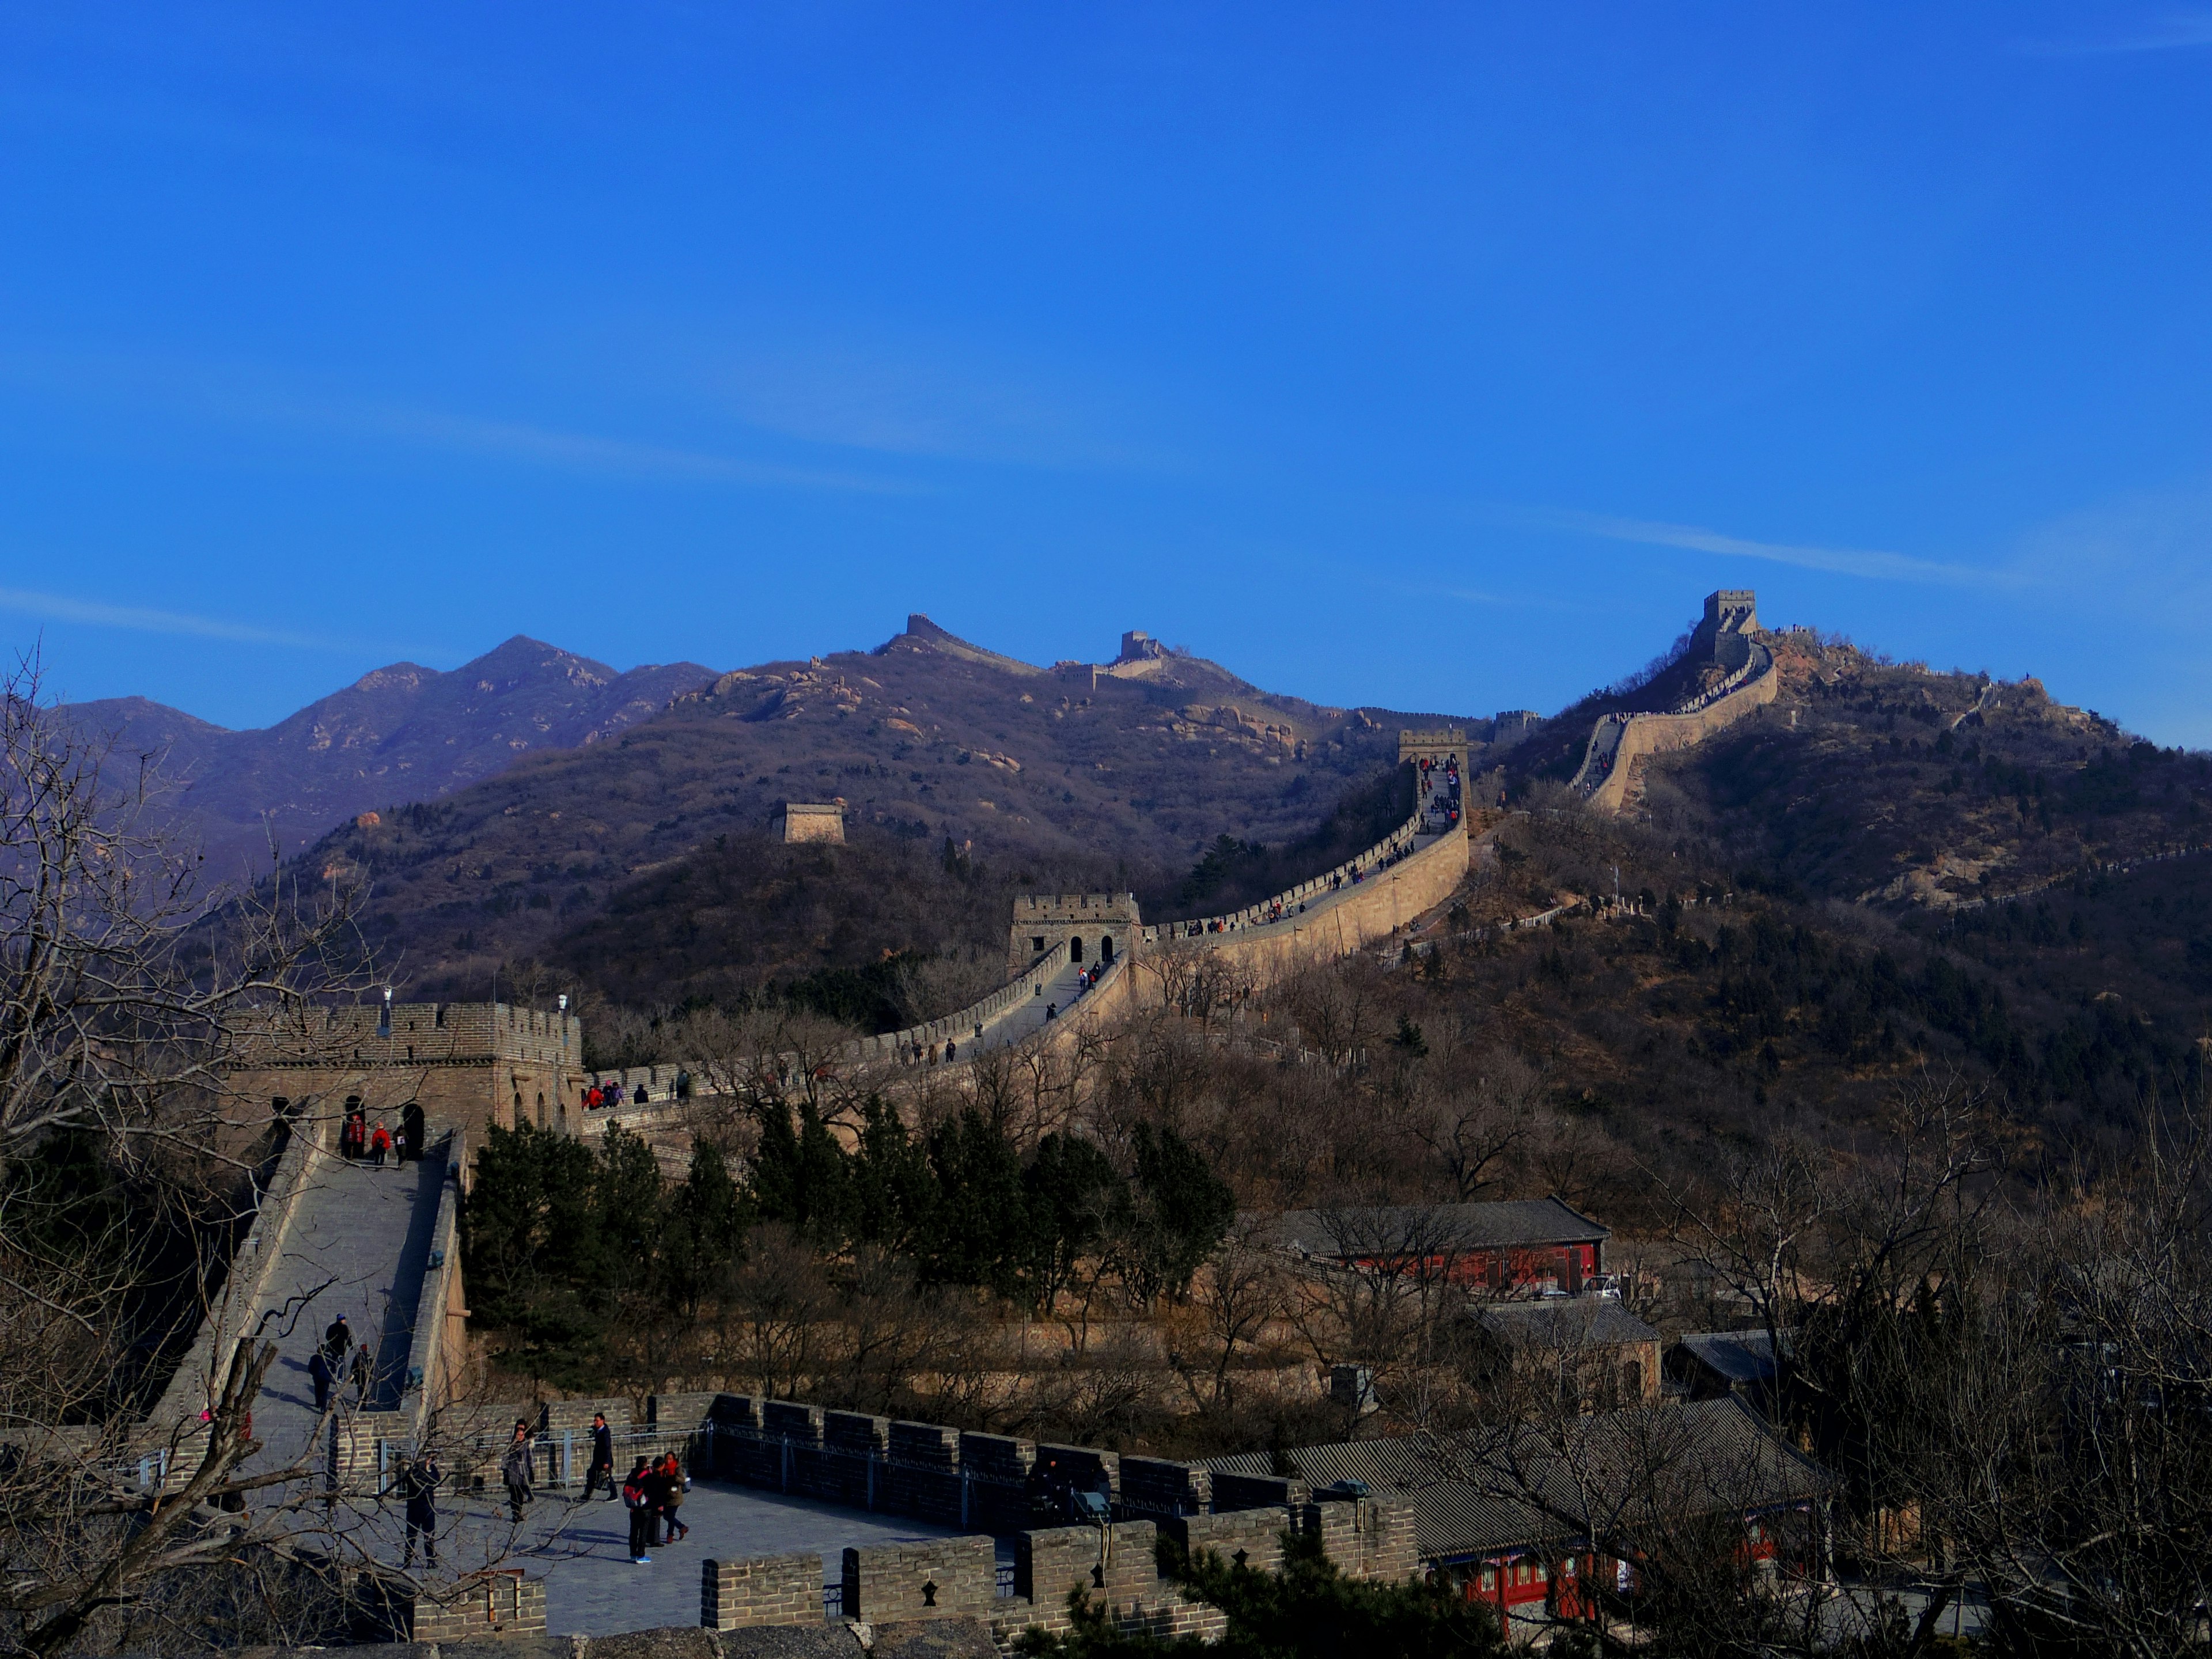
(60, 638), (717, 882)
(289, 615), (1476, 1005)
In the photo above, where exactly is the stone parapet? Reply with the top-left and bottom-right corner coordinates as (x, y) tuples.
(407, 1570), (546, 1642)
(843, 1535), (996, 1622)
(701, 1551), (824, 1630)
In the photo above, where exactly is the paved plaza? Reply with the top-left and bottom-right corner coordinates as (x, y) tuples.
(414, 1478), (988, 1637)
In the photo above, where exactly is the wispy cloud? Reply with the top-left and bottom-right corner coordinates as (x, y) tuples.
(334, 399), (919, 493)
(0, 345), (925, 495)
(1384, 579), (1567, 611)
(2015, 11), (2212, 55)
(0, 585), (355, 650)
(1528, 507), (2002, 587)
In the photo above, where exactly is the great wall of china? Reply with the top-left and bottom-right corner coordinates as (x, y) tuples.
(113, 592), (1787, 1630)
(1569, 588), (1781, 812)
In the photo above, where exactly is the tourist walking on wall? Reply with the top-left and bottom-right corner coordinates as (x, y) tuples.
(369, 1119), (391, 1168)
(502, 1423), (535, 1524)
(322, 1315), (351, 1365)
(400, 1452), (441, 1569)
(350, 1341), (374, 1407)
(586, 1411), (616, 1501)
(622, 1459), (653, 1563)
(657, 1451), (689, 1542)
(640, 1456), (674, 1548)
(308, 1347), (332, 1414)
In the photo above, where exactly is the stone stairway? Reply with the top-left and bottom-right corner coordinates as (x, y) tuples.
(238, 1140), (450, 1483)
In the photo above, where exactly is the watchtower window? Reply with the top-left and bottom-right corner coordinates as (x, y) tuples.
(1069, 936), (1084, 963)
(1099, 936), (1114, 963)
(1032, 936), (1046, 954)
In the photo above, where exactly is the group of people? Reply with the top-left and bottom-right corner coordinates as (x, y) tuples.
(1417, 753), (1463, 830)
(499, 1411), (690, 1566)
(340, 1107), (402, 1166)
(582, 1079), (652, 1109)
(307, 1314), (378, 1414)
(618, 1453), (690, 1565)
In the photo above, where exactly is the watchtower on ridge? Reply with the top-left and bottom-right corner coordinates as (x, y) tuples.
(1009, 893), (1142, 975)
(1399, 727), (1468, 774)
(1691, 589), (1761, 669)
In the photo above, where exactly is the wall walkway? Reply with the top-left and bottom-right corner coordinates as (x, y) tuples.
(1573, 640), (1779, 812)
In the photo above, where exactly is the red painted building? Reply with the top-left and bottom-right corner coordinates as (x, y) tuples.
(1202, 1399), (1828, 1642)
(1266, 1195), (1610, 1294)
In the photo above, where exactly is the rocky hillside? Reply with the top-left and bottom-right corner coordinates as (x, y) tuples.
(297, 616), (1467, 1009)
(62, 638), (716, 881)
(1622, 635), (2208, 906)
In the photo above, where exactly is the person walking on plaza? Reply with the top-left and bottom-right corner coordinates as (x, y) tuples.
(622, 1459), (653, 1563)
(641, 1456), (674, 1549)
(400, 1451), (441, 1569)
(502, 1423), (535, 1524)
(323, 1314), (351, 1365)
(369, 1119), (392, 1168)
(350, 1341), (374, 1407)
(585, 1411), (616, 1501)
(308, 1347), (333, 1414)
(656, 1450), (689, 1543)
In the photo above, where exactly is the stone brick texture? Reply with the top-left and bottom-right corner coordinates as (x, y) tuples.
(701, 1552), (825, 1631)
(408, 1571), (546, 1642)
(842, 1535), (996, 1622)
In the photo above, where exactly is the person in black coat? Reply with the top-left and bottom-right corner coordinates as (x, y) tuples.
(322, 1315), (351, 1363)
(308, 1348), (333, 1414)
(622, 1459), (654, 1563)
(639, 1458), (674, 1548)
(400, 1453), (440, 1569)
(585, 1412), (617, 1501)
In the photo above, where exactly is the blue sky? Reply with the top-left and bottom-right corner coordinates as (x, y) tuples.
(4, 5), (2211, 743)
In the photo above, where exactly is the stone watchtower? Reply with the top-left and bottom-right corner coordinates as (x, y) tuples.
(778, 802), (846, 844)
(1009, 893), (1143, 975)
(1690, 589), (1760, 671)
(225, 1000), (584, 1147)
(1398, 727), (1468, 773)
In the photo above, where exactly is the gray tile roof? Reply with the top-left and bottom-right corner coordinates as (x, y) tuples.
(1673, 1330), (1785, 1386)
(1263, 1197), (1609, 1261)
(1475, 1297), (1659, 1350)
(1200, 1399), (1824, 1564)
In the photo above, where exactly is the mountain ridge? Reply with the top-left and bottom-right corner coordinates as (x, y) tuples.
(61, 636), (718, 881)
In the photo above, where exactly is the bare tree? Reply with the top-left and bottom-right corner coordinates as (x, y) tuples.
(1414, 1048), (1540, 1202)
(1164, 1215), (1290, 1421)
(0, 659), (383, 1657)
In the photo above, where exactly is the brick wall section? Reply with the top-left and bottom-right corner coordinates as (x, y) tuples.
(651, 1391), (724, 1470)
(762, 1400), (824, 1444)
(843, 1535), (996, 1621)
(956, 1431), (1037, 1533)
(882, 1421), (964, 1525)
(544, 1396), (634, 1434)
(1120, 1457), (1211, 1516)
(711, 1393), (763, 1428)
(1306, 1498), (1421, 1582)
(700, 1552), (824, 1630)
(1171, 1506), (1292, 1574)
(408, 1573), (546, 1641)
(1020, 1520), (1158, 1609)
(1035, 1442), (1119, 1498)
